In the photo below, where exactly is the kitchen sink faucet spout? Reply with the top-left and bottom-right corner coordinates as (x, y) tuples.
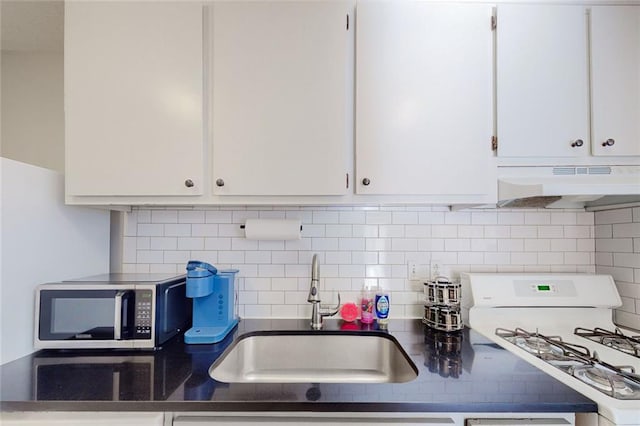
(307, 254), (340, 329)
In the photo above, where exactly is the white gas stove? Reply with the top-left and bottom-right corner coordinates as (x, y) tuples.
(461, 273), (640, 426)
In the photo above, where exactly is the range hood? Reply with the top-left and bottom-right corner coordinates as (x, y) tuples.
(497, 165), (640, 208)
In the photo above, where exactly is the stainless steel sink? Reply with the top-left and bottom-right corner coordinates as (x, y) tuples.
(208, 331), (418, 384)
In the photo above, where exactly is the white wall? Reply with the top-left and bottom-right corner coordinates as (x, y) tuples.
(0, 158), (110, 365)
(122, 206), (596, 319)
(594, 207), (640, 329)
(0, 51), (64, 173)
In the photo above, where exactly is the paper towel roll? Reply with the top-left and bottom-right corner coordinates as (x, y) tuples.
(243, 219), (302, 240)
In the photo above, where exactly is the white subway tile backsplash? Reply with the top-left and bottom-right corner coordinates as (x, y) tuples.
(270, 251), (298, 265)
(326, 224), (353, 238)
(471, 211), (497, 225)
(550, 239), (576, 252)
(366, 211), (392, 225)
(138, 224), (163, 237)
(431, 225), (457, 238)
(245, 251), (272, 264)
(164, 250), (191, 264)
(418, 211), (445, 224)
(254, 264), (282, 278)
(339, 211), (366, 224)
(123, 206), (604, 320)
(205, 210), (232, 223)
(218, 251), (245, 264)
(498, 212), (524, 225)
(551, 212), (576, 225)
(178, 210), (205, 224)
(595, 208), (632, 225)
(445, 212), (471, 225)
(204, 237), (232, 251)
(484, 226), (510, 238)
(392, 211), (419, 225)
(177, 237), (205, 250)
(538, 252), (564, 265)
(595, 238), (633, 253)
(164, 224), (191, 237)
(150, 237), (177, 250)
(313, 211), (340, 224)
(613, 253), (640, 268)
(137, 250), (164, 263)
(391, 238), (418, 252)
(538, 226), (564, 238)
(352, 251), (379, 265)
(379, 225), (404, 238)
(564, 252), (591, 265)
(218, 224), (244, 238)
(192, 224), (218, 237)
(151, 210), (178, 223)
(231, 238), (259, 251)
(564, 225), (591, 239)
(613, 223), (640, 238)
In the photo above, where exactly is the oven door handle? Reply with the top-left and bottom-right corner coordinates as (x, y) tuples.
(114, 290), (126, 340)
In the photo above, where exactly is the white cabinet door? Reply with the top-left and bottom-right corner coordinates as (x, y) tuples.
(591, 6), (640, 157)
(65, 2), (203, 196)
(1, 412), (164, 426)
(496, 5), (590, 158)
(355, 2), (494, 196)
(212, 1), (352, 196)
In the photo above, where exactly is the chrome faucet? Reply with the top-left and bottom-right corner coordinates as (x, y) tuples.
(307, 254), (340, 329)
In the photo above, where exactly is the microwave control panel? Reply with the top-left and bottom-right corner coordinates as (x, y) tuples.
(134, 290), (153, 339)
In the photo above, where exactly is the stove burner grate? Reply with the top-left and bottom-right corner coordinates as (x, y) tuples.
(575, 327), (640, 358)
(497, 327), (640, 400)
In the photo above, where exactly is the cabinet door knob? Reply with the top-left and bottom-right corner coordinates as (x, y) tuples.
(571, 139), (584, 148)
(602, 138), (615, 147)
(362, 178), (371, 186)
(184, 179), (195, 188)
(216, 178), (225, 187)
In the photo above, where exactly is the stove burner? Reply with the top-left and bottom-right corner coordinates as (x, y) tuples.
(517, 337), (558, 354)
(575, 327), (640, 358)
(497, 327), (640, 400)
(573, 366), (640, 399)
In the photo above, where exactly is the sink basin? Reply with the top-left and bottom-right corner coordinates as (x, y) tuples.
(208, 330), (418, 384)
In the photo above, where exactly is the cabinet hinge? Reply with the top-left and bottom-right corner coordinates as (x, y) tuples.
(346, 173), (349, 189)
(346, 14), (350, 30)
(491, 15), (497, 31)
(491, 136), (498, 151)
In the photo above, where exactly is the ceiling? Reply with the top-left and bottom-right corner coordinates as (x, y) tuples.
(1, 0), (64, 52)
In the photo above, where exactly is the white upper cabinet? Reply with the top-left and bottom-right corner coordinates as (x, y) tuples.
(65, 2), (203, 197)
(591, 6), (640, 157)
(355, 2), (495, 197)
(496, 4), (590, 158)
(211, 1), (353, 196)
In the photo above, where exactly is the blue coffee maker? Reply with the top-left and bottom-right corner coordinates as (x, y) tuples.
(184, 261), (239, 344)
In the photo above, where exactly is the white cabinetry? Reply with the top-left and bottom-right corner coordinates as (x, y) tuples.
(0, 412), (164, 426)
(591, 6), (640, 157)
(211, 1), (353, 196)
(65, 1), (203, 197)
(496, 4), (590, 158)
(496, 4), (640, 161)
(355, 2), (495, 200)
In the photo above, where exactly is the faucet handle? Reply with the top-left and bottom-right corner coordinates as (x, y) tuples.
(320, 292), (341, 318)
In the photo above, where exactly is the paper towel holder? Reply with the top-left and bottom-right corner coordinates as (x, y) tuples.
(239, 224), (303, 231)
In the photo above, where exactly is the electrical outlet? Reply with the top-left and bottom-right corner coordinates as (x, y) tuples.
(430, 259), (442, 280)
(408, 262), (428, 280)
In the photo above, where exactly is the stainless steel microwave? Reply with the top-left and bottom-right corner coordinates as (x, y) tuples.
(34, 273), (192, 349)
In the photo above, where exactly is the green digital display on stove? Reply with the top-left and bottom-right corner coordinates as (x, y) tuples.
(537, 285), (551, 291)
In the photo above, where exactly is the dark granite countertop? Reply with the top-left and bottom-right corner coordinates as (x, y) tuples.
(0, 319), (597, 413)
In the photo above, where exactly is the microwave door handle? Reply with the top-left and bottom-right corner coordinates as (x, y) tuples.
(114, 290), (125, 340)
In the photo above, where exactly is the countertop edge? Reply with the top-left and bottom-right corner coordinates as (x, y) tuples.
(0, 401), (599, 414)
